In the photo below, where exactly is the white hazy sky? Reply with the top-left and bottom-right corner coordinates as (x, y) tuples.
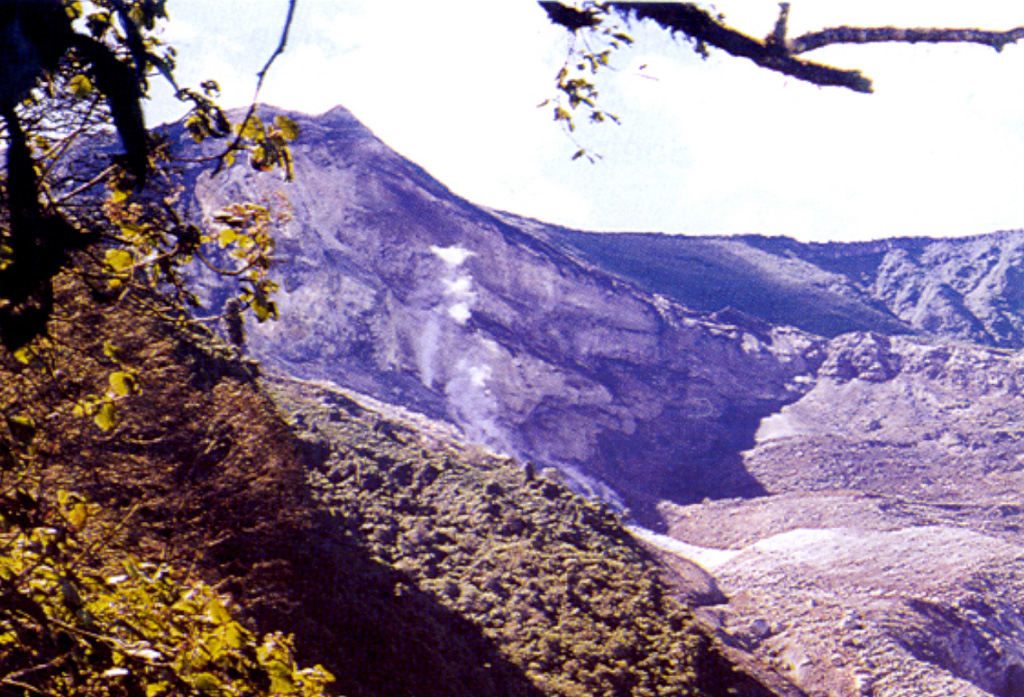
(146, 1), (1024, 242)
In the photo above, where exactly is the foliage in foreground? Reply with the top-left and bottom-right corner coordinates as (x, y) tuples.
(0, 263), (338, 696)
(0, 470), (332, 697)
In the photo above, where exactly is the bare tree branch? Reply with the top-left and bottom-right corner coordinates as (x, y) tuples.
(789, 25), (1024, 55)
(213, 0), (298, 175)
(606, 2), (872, 92)
(541, 1), (1024, 94)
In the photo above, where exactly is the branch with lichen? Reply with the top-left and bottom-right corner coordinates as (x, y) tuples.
(788, 25), (1024, 55)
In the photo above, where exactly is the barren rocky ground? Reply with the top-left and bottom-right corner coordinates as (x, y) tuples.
(653, 334), (1024, 696)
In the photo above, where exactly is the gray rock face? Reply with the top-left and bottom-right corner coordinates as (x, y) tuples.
(655, 336), (1024, 696)
(172, 106), (823, 517)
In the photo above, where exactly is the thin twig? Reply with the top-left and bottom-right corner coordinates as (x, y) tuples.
(211, 0), (298, 176)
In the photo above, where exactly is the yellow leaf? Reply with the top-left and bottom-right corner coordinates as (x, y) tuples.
(108, 371), (135, 398)
(9, 414), (35, 432)
(13, 346), (34, 364)
(206, 597), (231, 625)
(94, 402), (117, 431)
(119, 222), (143, 239)
(105, 249), (134, 272)
(67, 502), (89, 530)
(275, 115), (300, 141)
(146, 682), (170, 697)
(218, 229), (239, 248)
(69, 74), (94, 98)
(192, 673), (224, 696)
(238, 115), (263, 141)
(222, 622), (247, 649)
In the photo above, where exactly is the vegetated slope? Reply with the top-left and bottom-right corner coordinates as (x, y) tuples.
(4, 274), (541, 697)
(1, 274), (786, 696)
(171, 105), (825, 519)
(270, 376), (788, 697)
(539, 227), (1024, 348)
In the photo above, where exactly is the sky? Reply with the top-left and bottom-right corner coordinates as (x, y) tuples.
(145, 1), (1024, 242)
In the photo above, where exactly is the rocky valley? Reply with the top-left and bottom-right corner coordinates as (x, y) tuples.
(153, 104), (1024, 696)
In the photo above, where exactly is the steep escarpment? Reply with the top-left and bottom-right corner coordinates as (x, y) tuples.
(169, 106), (1024, 523)
(171, 105), (825, 519)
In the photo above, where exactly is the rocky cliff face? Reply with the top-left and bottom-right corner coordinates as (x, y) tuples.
(172, 106), (824, 519)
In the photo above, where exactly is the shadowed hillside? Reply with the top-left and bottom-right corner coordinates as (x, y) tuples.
(0, 272), (786, 696)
